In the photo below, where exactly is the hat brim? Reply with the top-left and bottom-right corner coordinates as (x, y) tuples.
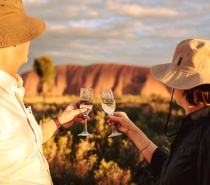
(150, 63), (206, 89)
(0, 16), (46, 48)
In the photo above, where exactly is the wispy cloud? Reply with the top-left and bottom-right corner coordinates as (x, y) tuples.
(19, 0), (210, 74)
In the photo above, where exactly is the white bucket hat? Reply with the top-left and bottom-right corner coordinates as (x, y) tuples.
(150, 38), (210, 90)
(0, 0), (46, 48)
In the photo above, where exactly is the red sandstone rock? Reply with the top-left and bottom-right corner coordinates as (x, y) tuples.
(21, 63), (170, 98)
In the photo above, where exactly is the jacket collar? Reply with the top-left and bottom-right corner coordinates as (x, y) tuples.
(182, 106), (210, 127)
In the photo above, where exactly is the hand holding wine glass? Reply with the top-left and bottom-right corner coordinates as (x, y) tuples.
(100, 89), (122, 137)
(78, 88), (93, 136)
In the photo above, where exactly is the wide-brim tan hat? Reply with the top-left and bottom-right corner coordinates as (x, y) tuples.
(0, 0), (46, 48)
(150, 38), (210, 90)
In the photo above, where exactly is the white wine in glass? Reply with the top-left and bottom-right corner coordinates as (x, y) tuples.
(100, 89), (122, 137)
(78, 88), (93, 136)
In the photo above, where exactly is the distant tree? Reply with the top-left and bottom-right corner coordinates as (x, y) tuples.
(33, 55), (55, 94)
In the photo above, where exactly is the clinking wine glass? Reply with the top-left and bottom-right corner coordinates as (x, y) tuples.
(100, 89), (122, 137)
(78, 88), (93, 136)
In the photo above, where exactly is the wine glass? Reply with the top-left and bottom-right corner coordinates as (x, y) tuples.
(100, 89), (122, 137)
(78, 88), (93, 136)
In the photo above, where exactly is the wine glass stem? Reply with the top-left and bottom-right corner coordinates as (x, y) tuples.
(112, 128), (118, 133)
(82, 113), (88, 133)
(109, 113), (117, 133)
(83, 119), (88, 132)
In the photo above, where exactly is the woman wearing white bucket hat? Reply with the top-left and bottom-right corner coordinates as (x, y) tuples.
(0, 0), (88, 184)
(107, 38), (210, 185)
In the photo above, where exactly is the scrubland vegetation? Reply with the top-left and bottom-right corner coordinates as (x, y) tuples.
(24, 95), (184, 185)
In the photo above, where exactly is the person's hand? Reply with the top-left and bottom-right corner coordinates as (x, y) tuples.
(107, 112), (135, 134)
(57, 101), (90, 129)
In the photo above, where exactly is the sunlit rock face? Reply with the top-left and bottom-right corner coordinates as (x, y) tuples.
(21, 63), (170, 98)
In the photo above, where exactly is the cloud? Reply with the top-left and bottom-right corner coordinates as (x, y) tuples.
(107, 2), (181, 18)
(19, 0), (210, 75)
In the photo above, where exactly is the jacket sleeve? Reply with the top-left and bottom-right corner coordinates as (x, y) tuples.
(197, 125), (210, 185)
(150, 147), (168, 177)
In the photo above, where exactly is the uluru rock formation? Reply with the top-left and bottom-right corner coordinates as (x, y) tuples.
(21, 63), (170, 98)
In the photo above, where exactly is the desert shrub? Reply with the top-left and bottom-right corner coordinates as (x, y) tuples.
(94, 159), (132, 185)
(26, 95), (183, 185)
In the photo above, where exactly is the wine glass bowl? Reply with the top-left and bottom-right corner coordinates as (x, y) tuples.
(100, 89), (122, 137)
(78, 88), (93, 136)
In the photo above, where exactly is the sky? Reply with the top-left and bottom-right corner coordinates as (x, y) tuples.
(18, 0), (210, 75)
